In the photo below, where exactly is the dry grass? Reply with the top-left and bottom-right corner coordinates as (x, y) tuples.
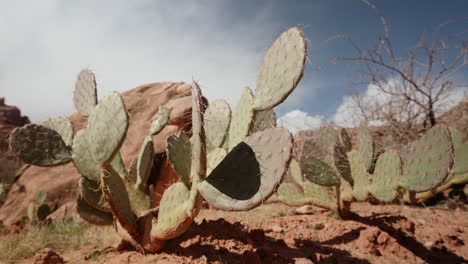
(0, 219), (119, 263)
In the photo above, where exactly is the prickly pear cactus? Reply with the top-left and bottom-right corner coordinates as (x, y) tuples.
(356, 125), (375, 173)
(167, 132), (192, 186)
(207, 148), (227, 175)
(400, 124), (454, 192)
(74, 69), (98, 116)
(251, 108), (277, 133)
(253, 27), (307, 111)
(199, 127), (293, 211)
(338, 128), (352, 152)
(204, 100), (231, 151)
(41, 117), (74, 147)
(135, 136), (154, 190)
(10, 124), (71, 166)
(150, 106), (170, 136)
(76, 196), (113, 226)
(368, 149), (402, 202)
(79, 177), (111, 212)
(227, 87), (254, 150)
(348, 150), (370, 201)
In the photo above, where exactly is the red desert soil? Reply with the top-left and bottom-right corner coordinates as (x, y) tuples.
(23, 203), (468, 264)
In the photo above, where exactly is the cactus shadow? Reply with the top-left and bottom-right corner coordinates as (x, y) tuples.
(347, 212), (467, 264)
(162, 218), (371, 263)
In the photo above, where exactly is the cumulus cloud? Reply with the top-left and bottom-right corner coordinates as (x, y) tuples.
(332, 78), (467, 127)
(1, 0), (280, 122)
(277, 110), (324, 134)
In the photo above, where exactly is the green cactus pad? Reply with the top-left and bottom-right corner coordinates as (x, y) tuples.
(400, 125), (454, 192)
(87, 92), (129, 165)
(300, 154), (340, 186)
(318, 125), (338, 153)
(356, 125), (375, 172)
(34, 190), (47, 204)
(251, 108), (277, 133)
(150, 106), (170, 136)
(74, 69), (98, 116)
(190, 81), (207, 186)
(303, 181), (335, 209)
(453, 141), (468, 175)
(167, 132), (192, 186)
(228, 87), (254, 150)
(253, 27), (307, 111)
(449, 127), (464, 148)
(101, 166), (138, 235)
(76, 196), (113, 226)
(207, 148), (227, 175)
(277, 159), (307, 206)
(124, 177), (152, 217)
(339, 179), (354, 205)
(151, 182), (194, 240)
(205, 100), (231, 151)
(41, 117), (74, 147)
(368, 149), (402, 202)
(198, 127), (293, 211)
(136, 136), (154, 190)
(338, 128), (352, 152)
(79, 177), (111, 212)
(333, 143), (353, 184)
(37, 204), (51, 221)
(348, 150), (370, 201)
(10, 124), (71, 166)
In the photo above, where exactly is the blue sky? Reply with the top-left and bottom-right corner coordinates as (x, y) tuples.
(1, 0), (467, 131)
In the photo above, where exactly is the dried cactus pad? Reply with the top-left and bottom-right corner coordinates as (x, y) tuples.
(87, 92), (129, 165)
(348, 149), (370, 201)
(167, 132), (192, 186)
(251, 108), (277, 133)
(254, 26), (307, 111)
(74, 69), (98, 116)
(368, 149), (402, 202)
(136, 136), (154, 190)
(10, 124), (71, 166)
(79, 177), (111, 212)
(204, 100), (231, 150)
(151, 182), (193, 240)
(356, 125), (375, 172)
(150, 106), (170, 136)
(401, 125), (454, 192)
(41, 117), (74, 147)
(198, 127), (293, 211)
(77, 196), (113, 226)
(228, 87), (254, 150)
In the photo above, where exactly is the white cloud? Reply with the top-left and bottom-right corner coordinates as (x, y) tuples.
(277, 110), (324, 134)
(1, 0), (279, 122)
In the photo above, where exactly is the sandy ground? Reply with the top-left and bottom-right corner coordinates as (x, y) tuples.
(22, 202), (468, 264)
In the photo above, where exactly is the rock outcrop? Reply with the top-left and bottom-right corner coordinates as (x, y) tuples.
(0, 82), (194, 225)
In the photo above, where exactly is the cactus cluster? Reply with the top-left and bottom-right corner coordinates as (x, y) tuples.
(277, 123), (465, 217)
(9, 26), (307, 252)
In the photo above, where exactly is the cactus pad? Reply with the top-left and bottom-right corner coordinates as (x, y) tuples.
(136, 136), (154, 190)
(205, 100), (231, 150)
(37, 204), (51, 221)
(348, 150), (370, 201)
(207, 148), (227, 175)
(356, 125), (375, 172)
(77, 196), (113, 226)
(277, 159), (306, 206)
(167, 132), (192, 186)
(303, 181), (335, 209)
(151, 182), (194, 240)
(338, 128), (352, 152)
(368, 149), (402, 202)
(150, 106), (170, 136)
(198, 127), (292, 211)
(10, 124), (71, 166)
(251, 108), (277, 133)
(101, 166), (138, 235)
(74, 69), (98, 116)
(453, 141), (468, 175)
(79, 177), (111, 212)
(333, 143), (353, 184)
(41, 117), (74, 147)
(400, 125), (454, 192)
(300, 154), (340, 186)
(253, 27), (307, 111)
(124, 177), (152, 217)
(228, 87), (254, 150)
(87, 92), (129, 165)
